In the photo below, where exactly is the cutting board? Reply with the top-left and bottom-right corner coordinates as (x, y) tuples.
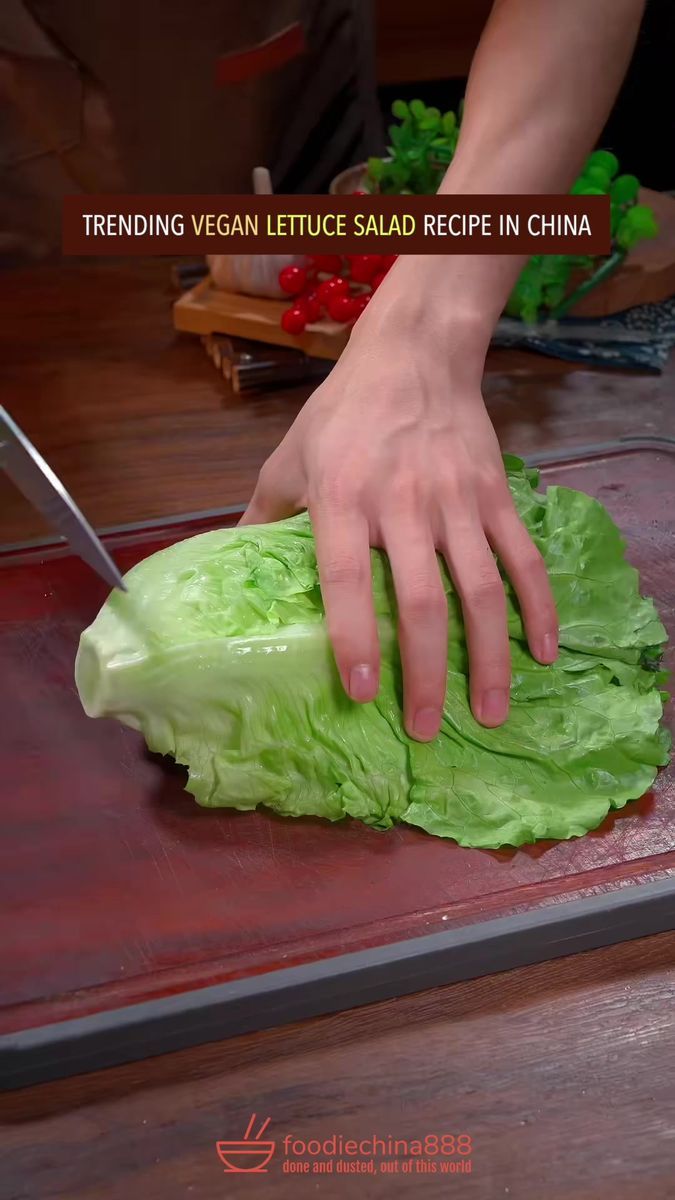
(173, 279), (350, 361)
(1, 444), (674, 1082)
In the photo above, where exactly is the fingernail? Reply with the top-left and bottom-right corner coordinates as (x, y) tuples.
(412, 707), (441, 741)
(540, 632), (558, 663)
(480, 689), (509, 725)
(349, 663), (376, 702)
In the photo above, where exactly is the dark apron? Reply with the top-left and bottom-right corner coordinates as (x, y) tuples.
(0, 0), (381, 261)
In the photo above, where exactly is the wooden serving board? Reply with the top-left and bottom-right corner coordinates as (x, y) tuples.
(173, 278), (350, 361)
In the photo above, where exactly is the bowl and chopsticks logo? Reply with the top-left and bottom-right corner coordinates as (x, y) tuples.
(216, 1113), (275, 1173)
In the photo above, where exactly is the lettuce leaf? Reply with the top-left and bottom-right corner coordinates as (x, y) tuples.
(75, 458), (670, 848)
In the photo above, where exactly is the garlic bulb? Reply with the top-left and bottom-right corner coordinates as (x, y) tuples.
(207, 254), (305, 299)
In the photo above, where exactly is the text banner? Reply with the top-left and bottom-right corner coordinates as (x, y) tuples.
(62, 194), (610, 256)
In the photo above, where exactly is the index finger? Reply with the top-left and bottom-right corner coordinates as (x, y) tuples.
(239, 458), (298, 526)
(310, 502), (380, 704)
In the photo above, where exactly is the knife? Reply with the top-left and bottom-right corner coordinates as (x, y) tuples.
(0, 407), (126, 591)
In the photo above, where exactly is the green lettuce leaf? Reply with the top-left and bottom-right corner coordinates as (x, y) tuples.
(75, 460), (669, 848)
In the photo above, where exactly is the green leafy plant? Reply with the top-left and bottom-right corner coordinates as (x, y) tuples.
(367, 97), (461, 196)
(76, 458), (669, 849)
(367, 102), (659, 324)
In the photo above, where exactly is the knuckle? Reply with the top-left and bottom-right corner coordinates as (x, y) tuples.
(473, 664), (510, 691)
(477, 464), (502, 490)
(463, 571), (506, 613)
(321, 555), (364, 587)
(326, 618), (374, 666)
(399, 579), (447, 625)
(438, 473), (466, 508)
(483, 483), (514, 519)
(521, 545), (547, 576)
(474, 653), (510, 677)
(311, 474), (356, 512)
(513, 540), (552, 591)
(388, 472), (424, 512)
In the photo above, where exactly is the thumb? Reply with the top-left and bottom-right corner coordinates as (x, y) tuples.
(239, 454), (303, 526)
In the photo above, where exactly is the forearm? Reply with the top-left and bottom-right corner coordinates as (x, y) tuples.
(449, 0), (644, 196)
(361, 0), (645, 365)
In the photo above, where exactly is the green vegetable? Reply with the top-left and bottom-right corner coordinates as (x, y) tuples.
(615, 203), (659, 251)
(611, 174), (640, 206)
(391, 99), (409, 120)
(586, 150), (620, 180)
(366, 98), (461, 196)
(367, 99), (658, 322)
(76, 459), (669, 849)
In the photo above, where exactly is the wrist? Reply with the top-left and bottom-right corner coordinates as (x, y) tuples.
(351, 255), (494, 375)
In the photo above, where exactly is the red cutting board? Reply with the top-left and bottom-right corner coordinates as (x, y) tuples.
(1, 445), (674, 1038)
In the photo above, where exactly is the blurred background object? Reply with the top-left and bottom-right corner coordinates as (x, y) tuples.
(206, 165), (301, 299)
(2, 0), (674, 266)
(374, 0), (675, 191)
(0, 0), (381, 263)
(2, 0), (674, 385)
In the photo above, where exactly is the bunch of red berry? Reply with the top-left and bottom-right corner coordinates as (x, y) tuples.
(278, 253), (398, 335)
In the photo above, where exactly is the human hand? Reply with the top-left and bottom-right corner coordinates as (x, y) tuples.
(241, 265), (558, 741)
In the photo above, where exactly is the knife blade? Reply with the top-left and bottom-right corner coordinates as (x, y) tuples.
(0, 407), (126, 591)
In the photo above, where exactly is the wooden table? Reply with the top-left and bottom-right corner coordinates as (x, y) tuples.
(2, 262), (675, 1199)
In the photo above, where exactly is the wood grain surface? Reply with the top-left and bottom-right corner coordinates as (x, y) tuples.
(1, 260), (675, 1200)
(1, 260), (674, 545)
(173, 279), (351, 361)
(2, 933), (675, 1199)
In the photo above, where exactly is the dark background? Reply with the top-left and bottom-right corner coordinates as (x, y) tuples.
(1, 0), (672, 264)
(377, 0), (675, 192)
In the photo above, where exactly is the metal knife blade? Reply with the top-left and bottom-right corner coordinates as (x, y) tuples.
(0, 407), (126, 591)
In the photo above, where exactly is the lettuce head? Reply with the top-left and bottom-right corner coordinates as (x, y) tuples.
(75, 458), (670, 848)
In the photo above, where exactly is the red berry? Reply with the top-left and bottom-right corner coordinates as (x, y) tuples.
(317, 275), (349, 305)
(296, 288), (323, 323)
(327, 293), (359, 323)
(349, 254), (381, 284)
(278, 265), (307, 296)
(310, 254), (343, 274)
(353, 294), (371, 317)
(380, 254), (398, 271)
(281, 305), (307, 335)
(370, 270), (387, 292)
(352, 189), (367, 196)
